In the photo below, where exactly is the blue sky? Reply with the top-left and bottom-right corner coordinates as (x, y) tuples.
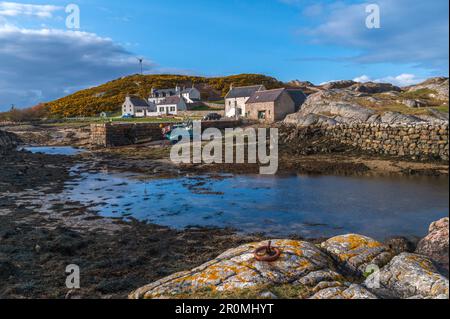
(0, 0), (448, 110)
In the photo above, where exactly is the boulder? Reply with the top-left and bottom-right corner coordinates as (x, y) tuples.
(321, 234), (393, 277)
(403, 99), (426, 108)
(129, 240), (337, 299)
(416, 218), (449, 274)
(284, 113), (337, 127)
(365, 253), (449, 299)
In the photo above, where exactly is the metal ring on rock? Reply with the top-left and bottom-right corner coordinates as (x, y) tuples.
(254, 241), (281, 262)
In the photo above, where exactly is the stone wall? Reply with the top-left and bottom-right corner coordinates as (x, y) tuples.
(90, 120), (242, 147)
(0, 129), (20, 153)
(322, 123), (449, 161)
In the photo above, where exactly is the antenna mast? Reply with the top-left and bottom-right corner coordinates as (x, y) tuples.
(137, 58), (144, 75)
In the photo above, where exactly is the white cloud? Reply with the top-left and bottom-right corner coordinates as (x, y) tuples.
(0, 25), (157, 110)
(0, 1), (62, 18)
(353, 74), (424, 87)
(296, 0), (449, 73)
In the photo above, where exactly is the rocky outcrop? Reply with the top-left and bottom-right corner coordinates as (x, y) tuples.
(379, 112), (424, 125)
(321, 80), (356, 90)
(365, 253), (449, 299)
(0, 129), (20, 153)
(321, 234), (393, 277)
(129, 240), (338, 299)
(416, 218), (449, 274)
(406, 77), (449, 101)
(131, 229), (449, 300)
(350, 82), (401, 94)
(284, 78), (448, 127)
(284, 90), (377, 126)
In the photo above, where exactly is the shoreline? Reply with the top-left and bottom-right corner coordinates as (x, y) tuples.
(1, 142), (448, 298)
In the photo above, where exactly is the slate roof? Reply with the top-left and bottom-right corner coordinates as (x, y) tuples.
(246, 88), (286, 104)
(181, 87), (197, 94)
(286, 89), (307, 110)
(225, 85), (265, 99)
(128, 96), (149, 107)
(158, 96), (182, 105)
(153, 88), (178, 94)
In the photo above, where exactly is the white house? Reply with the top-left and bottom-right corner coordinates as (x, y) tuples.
(224, 84), (266, 118)
(122, 95), (154, 117)
(156, 96), (187, 115)
(149, 85), (201, 106)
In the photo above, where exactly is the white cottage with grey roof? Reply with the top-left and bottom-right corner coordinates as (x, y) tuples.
(122, 95), (155, 118)
(224, 84), (266, 118)
(148, 85), (201, 106)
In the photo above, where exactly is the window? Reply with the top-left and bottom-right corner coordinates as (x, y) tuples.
(170, 107), (176, 112)
(258, 111), (266, 120)
(159, 107), (165, 112)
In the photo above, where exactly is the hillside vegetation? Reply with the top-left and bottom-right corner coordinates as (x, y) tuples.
(44, 74), (283, 117)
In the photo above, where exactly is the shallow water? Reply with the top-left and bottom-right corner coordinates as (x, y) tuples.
(22, 146), (85, 156)
(61, 169), (449, 240)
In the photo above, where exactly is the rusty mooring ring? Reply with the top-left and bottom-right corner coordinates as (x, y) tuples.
(254, 241), (281, 262)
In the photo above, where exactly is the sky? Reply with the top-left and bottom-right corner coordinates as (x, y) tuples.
(0, 0), (448, 111)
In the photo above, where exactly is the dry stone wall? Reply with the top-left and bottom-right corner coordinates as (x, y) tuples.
(90, 120), (242, 147)
(322, 123), (448, 161)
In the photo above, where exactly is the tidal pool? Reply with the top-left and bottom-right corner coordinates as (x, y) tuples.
(22, 146), (85, 156)
(61, 168), (449, 240)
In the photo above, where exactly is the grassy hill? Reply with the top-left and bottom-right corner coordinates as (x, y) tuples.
(44, 74), (284, 117)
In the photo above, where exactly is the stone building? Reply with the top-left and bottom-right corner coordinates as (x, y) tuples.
(224, 84), (265, 118)
(245, 88), (296, 123)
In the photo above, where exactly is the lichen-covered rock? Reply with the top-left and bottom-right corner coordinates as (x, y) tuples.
(129, 240), (336, 299)
(321, 234), (393, 276)
(416, 218), (449, 274)
(366, 253), (449, 299)
(309, 284), (378, 299)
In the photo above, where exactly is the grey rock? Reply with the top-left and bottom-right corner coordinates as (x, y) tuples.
(416, 218), (449, 275)
(366, 253), (449, 299)
(321, 234), (393, 277)
(380, 111), (425, 125)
